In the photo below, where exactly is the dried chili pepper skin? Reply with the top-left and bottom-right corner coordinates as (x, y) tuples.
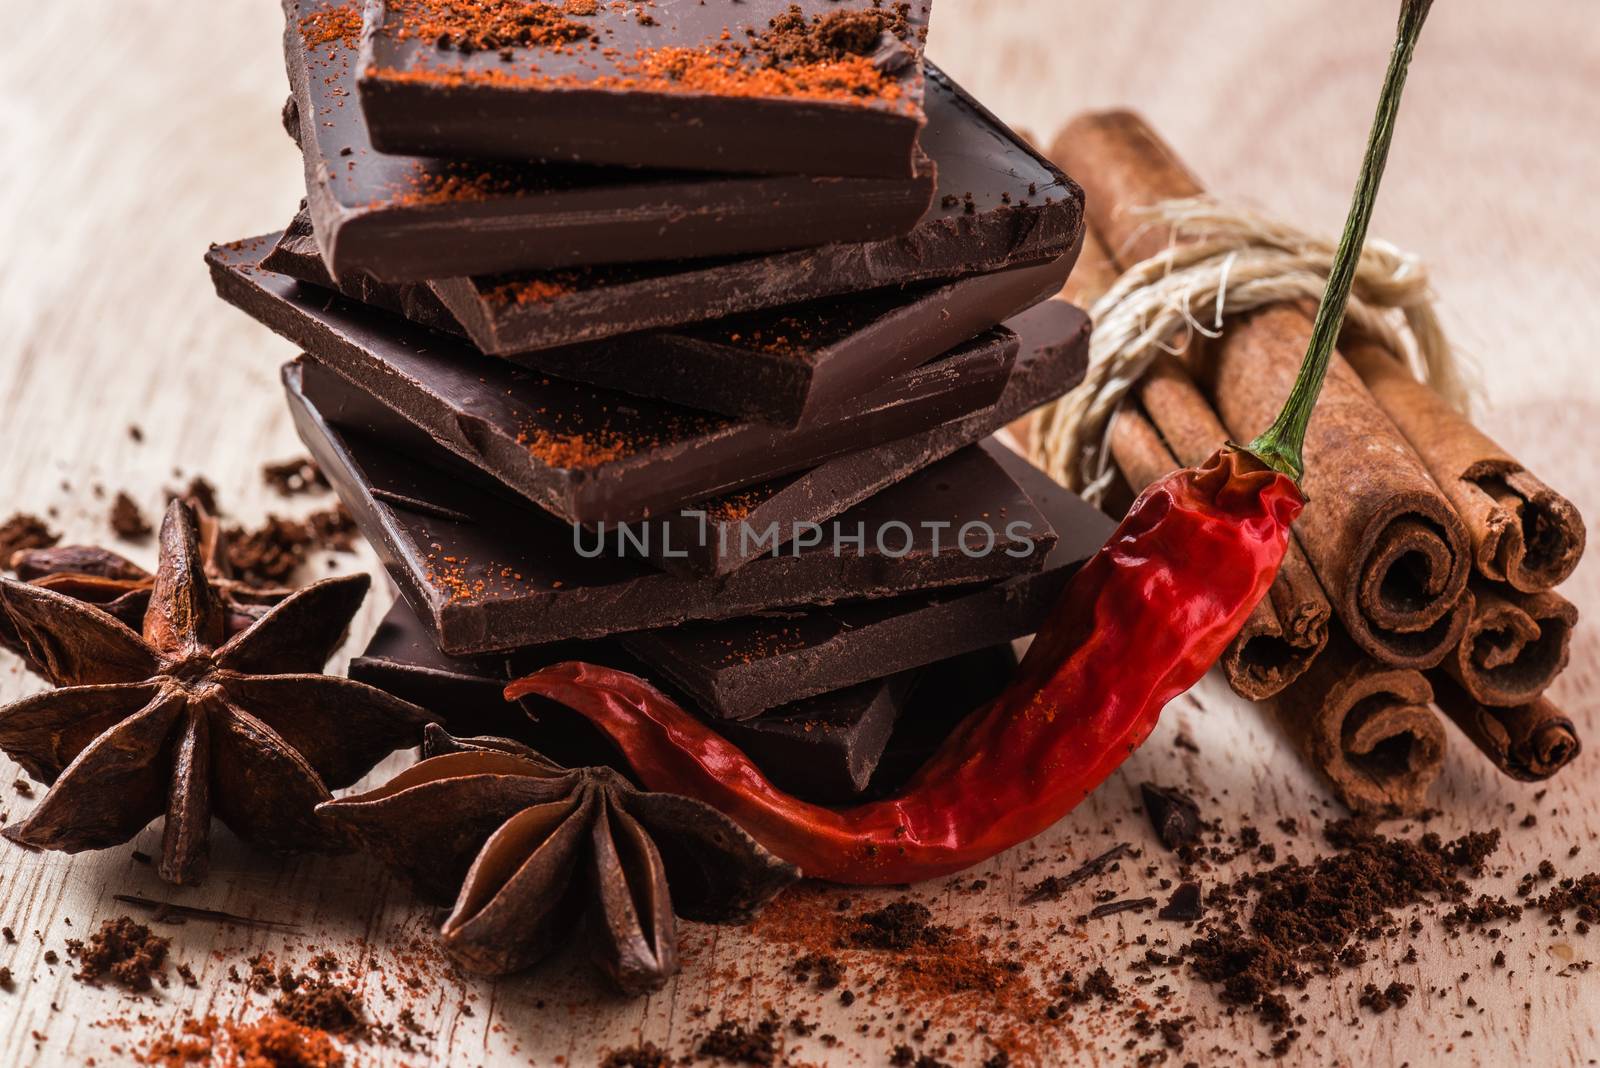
(508, 448), (1303, 885)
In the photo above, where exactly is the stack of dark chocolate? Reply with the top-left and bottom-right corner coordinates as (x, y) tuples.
(210, 0), (1111, 802)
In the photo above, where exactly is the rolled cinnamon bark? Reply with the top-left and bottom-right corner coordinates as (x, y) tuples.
(1054, 110), (1473, 670)
(1429, 675), (1581, 782)
(1053, 110), (1203, 266)
(1273, 631), (1446, 815)
(1208, 308), (1472, 667)
(1107, 405), (1179, 494)
(1441, 580), (1577, 707)
(1344, 341), (1586, 591)
(1130, 356), (1331, 698)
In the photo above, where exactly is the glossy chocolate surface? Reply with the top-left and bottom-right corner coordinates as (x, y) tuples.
(212, 235), (1016, 524)
(354, 0), (930, 176)
(285, 359), (1057, 655)
(284, 0), (934, 282)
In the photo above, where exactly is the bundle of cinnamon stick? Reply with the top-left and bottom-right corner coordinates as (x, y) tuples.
(1036, 110), (1586, 814)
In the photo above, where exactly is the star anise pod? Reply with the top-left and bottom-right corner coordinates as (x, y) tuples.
(0, 500), (434, 885)
(321, 725), (799, 994)
(1, 499), (293, 671)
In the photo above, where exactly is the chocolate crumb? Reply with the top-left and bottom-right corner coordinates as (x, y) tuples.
(844, 900), (948, 951)
(601, 1043), (671, 1068)
(0, 515), (60, 566)
(1158, 881), (1204, 922)
(262, 457), (330, 497)
(697, 1013), (780, 1066)
(1082, 965), (1121, 1002)
(791, 952), (844, 990)
(1358, 980), (1414, 1013)
(224, 505), (357, 586)
(273, 970), (367, 1037)
(65, 917), (169, 992)
(110, 492), (153, 541)
(1140, 783), (1201, 851)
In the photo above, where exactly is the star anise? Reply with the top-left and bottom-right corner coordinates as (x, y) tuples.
(1, 499), (294, 671)
(0, 500), (434, 885)
(321, 725), (799, 994)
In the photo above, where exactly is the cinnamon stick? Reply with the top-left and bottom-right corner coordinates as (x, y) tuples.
(1136, 356), (1332, 698)
(1053, 110), (1472, 669)
(1108, 354), (1332, 698)
(1106, 405), (1178, 494)
(1429, 675), (1581, 782)
(1273, 631), (1446, 815)
(1343, 340), (1586, 591)
(1441, 580), (1577, 708)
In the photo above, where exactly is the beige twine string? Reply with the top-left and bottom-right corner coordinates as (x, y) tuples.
(1030, 196), (1478, 502)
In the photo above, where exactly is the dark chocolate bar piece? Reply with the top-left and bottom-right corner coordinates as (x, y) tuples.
(284, 0), (934, 282)
(211, 236), (1015, 524)
(285, 359), (1057, 655)
(863, 644), (1018, 798)
(265, 212), (1070, 428)
(619, 446), (1115, 717)
(349, 601), (515, 735)
(639, 297), (1093, 576)
(353, 0), (930, 177)
(240, 231), (1091, 576)
(712, 674), (915, 802)
(422, 66), (1083, 354)
(353, 598), (937, 804)
(262, 209), (465, 335)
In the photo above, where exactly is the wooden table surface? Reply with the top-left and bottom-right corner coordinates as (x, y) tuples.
(1, 2), (1596, 1065)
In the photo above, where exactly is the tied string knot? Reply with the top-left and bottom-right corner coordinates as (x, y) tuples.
(1031, 196), (1477, 502)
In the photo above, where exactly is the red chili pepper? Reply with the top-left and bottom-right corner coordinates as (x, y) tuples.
(507, 1), (1431, 886)
(510, 450), (1298, 883)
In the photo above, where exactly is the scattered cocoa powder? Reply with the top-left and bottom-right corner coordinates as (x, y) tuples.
(274, 974), (367, 1039)
(600, 1042), (671, 1068)
(110, 492), (153, 541)
(0, 514), (59, 565)
(844, 900), (948, 951)
(1183, 818), (1506, 1045)
(65, 917), (170, 992)
(1533, 871), (1600, 926)
(262, 457), (329, 498)
(1358, 979), (1414, 1013)
(225, 506), (357, 585)
(790, 952), (844, 990)
(696, 1014), (781, 1066)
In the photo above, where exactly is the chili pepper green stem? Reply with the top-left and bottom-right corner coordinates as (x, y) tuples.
(1248, 0), (1433, 482)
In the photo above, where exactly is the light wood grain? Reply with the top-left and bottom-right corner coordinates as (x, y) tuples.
(0, 2), (1596, 1065)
